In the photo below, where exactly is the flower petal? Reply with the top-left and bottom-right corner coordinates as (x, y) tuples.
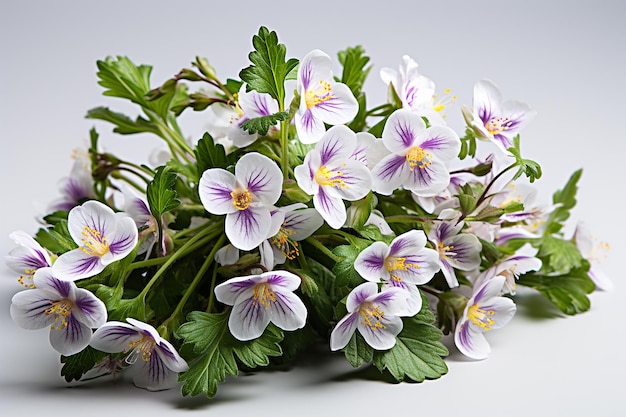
(72, 288), (107, 328)
(295, 108), (326, 144)
(264, 271), (302, 292)
(10, 289), (56, 330)
(49, 315), (92, 356)
(316, 125), (356, 165)
(235, 153), (282, 206)
(354, 241), (389, 282)
(418, 126), (461, 161)
(478, 297), (516, 330)
(402, 159), (450, 196)
(225, 206), (271, 251)
(371, 153), (409, 195)
(331, 160), (372, 201)
(90, 321), (142, 353)
(52, 249), (103, 281)
(454, 319), (491, 360)
(313, 188), (346, 229)
(214, 276), (257, 306)
(155, 340), (189, 373)
(107, 215), (138, 257)
(358, 314), (402, 350)
(268, 290), (307, 331)
(346, 282), (379, 312)
(309, 82), (358, 125)
(67, 200), (115, 245)
(330, 312), (359, 351)
(199, 168), (238, 215)
(382, 109), (425, 153)
(130, 354), (179, 391)
(228, 295), (271, 341)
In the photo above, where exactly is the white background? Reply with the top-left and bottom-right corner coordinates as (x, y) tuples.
(1, 1), (625, 415)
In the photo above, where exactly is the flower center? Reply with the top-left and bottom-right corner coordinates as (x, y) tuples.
(305, 80), (333, 108)
(271, 227), (300, 260)
(314, 165), (347, 188)
(405, 146), (432, 170)
(231, 188), (252, 210)
(81, 226), (110, 257)
(468, 304), (495, 331)
(432, 88), (456, 113)
(359, 302), (387, 331)
(485, 117), (511, 135)
(384, 256), (419, 282)
(437, 241), (455, 258)
(252, 283), (277, 308)
(18, 268), (37, 289)
(126, 335), (156, 364)
(45, 298), (74, 331)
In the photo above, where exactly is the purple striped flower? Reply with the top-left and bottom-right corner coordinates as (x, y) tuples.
(427, 220), (482, 288)
(295, 49), (358, 144)
(199, 152), (283, 251)
(10, 267), (107, 355)
(228, 85), (280, 148)
(371, 109), (460, 196)
(214, 271), (308, 341)
(354, 230), (440, 315)
(6, 231), (52, 288)
(47, 152), (96, 213)
(294, 125), (372, 229)
(454, 275), (516, 360)
(462, 80), (536, 154)
(90, 318), (188, 391)
(472, 244), (542, 295)
(330, 282), (408, 351)
(52, 200), (138, 281)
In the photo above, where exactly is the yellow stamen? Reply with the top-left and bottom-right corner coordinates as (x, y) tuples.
(231, 188), (252, 210)
(305, 80), (333, 108)
(437, 241), (455, 258)
(468, 304), (495, 331)
(359, 302), (387, 331)
(126, 335), (156, 364)
(384, 256), (419, 282)
(405, 145), (432, 170)
(271, 227), (300, 260)
(81, 226), (110, 257)
(252, 283), (277, 308)
(45, 299), (74, 331)
(314, 165), (347, 188)
(485, 117), (511, 135)
(18, 268), (37, 288)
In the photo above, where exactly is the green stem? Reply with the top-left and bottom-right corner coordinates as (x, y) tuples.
(205, 261), (220, 314)
(384, 215), (430, 224)
(160, 234), (226, 337)
(306, 237), (341, 263)
(280, 120), (289, 181)
(475, 163), (518, 208)
(137, 226), (220, 299)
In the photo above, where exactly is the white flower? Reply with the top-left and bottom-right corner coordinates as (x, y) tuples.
(294, 125), (372, 228)
(214, 271), (308, 341)
(198, 152), (283, 251)
(90, 318), (189, 391)
(52, 200), (138, 281)
(330, 282), (408, 351)
(573, 221), (612, 291)
(295, 49), (358, 144)
(6, 230), (52, 288)
(10, 267), (107, 355)
(454, 275), (516, 360)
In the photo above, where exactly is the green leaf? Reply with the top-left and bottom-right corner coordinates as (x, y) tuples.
(544, 169), (583, 235)
(372, 312), (449, 382)
(108, 295), (146, 322)
(147, 165), (180, 220)
(177, 311), (283, 397)
(96, 56), (152, 106)
(332, 245), (365, 288)
(344, 331), (374, 368)
(35, 220), (77, 255)
(538, 235), (584, 275)
(60, 346), (108, 382)
(517, 266), (595, 315)
(240, 111), (289, 135)
(337, 45), (371, 98)
(239, 26), (298, 103)
(508, 135), (542, 183)
(86, 106), (160, 136)
(194, 132), (232, 174)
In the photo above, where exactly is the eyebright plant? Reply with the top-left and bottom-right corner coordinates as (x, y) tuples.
(7, 26), (610, 398)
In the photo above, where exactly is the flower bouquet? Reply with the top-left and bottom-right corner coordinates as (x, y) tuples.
(7, 26), (610, 396)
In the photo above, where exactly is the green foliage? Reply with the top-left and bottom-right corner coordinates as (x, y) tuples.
(194, 132), (233, 174)
(35, 220), (77, 255)
(177, 311), (284, 397)
(518, 265), (595, 315)
(147, 165), (180, 221)
(344, 332), (374, 367)
(459, 128), (478, 159)
(86, 106), (160, 136)
(239, 26), (298, 104)
(538, 235), (584, 275)
(372, 300), (448, 382)
(338, 45), (371, 98)
(60, 346), (108, 382)
(240, 111), (289, 135)
(544, 169), (583, 235)
(332, 245), (366, 289)
(508, 135), (542, 183)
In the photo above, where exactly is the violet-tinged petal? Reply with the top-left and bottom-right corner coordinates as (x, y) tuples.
(49, 315), (92, 356)
(389, 230), (427, 257)
(130, 353), (179, 391)
(454, 319), (491, 360)
(264, 271), (302, 292)
(52, 250), (103, 281)
(357, 314), (402, 351)
(382, 109), (425, 153)
(330, 312), (359, 351)
(295, 108), (326, 144)
(225, 206), (271, 251)
(90, 321), (142, 353)
(313, 188), (346, 229)
(371, 153), (410, 195)
(316, 125), (356, 165)
(67, 200), (114, 245)
(382, 281), (422, 316)
(235, 153), (282, 206)
(268, 290), (307, 331)
(346, 282), (379, 312)
(403, 158), (450, 196)
(155, 339), (189, 373)
(477, 297), (516, 331)
(214, 277), (257, 306)
(228, 294), (271, 341)
(308, 82), (358, 125)
(10, 290), (57, 330)
(199, 169), (238, 215)
(418, 126), (461, 161)
(354, 241), (389, 282)
(331, 160), (373, 201)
